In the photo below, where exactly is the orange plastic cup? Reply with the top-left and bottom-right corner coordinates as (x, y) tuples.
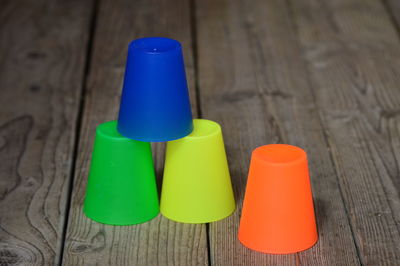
(238, 144), (318, 254)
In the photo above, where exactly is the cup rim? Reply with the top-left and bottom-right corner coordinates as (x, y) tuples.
(252, 144), (307, 166)
(129, 37), (181, 54)
(96, 121), (139, 142)
(182, 119), (222, 140)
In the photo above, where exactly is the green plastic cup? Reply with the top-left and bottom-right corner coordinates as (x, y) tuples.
(83, 121), (159, 225)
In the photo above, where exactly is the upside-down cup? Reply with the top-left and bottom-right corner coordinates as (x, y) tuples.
(160, 119), (235, 223)
(83, 121), (159, 225)
(117, 37), (193, 142)
(238, 144), (318, 254)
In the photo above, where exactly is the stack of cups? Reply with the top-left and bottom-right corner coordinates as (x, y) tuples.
(83, 37), (235, 225)
(83, 37), (318, 255)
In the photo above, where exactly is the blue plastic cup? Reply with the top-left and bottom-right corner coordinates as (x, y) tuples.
(117, 37), (194, 142)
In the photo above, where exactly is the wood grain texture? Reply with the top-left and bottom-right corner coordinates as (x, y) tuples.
(292, 0), (400, 264)
(0, 0), (93, 265)
(62, 0), (208, 265)
(195, 0), (361, 264)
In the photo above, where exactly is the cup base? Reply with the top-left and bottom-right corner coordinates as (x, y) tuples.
(238, 235), (318, 254)
(117, 122), (193, 143)
(161, 207), (235, 224)
(84, 208), (159, 226)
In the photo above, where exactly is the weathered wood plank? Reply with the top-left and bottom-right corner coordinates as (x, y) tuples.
(195, 0), (361, 264)
(62, 0), (208, 265)
(292, 0), (400, 264)
(0, 0), (94, 265)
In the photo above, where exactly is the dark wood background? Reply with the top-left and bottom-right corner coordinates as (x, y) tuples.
(1, 0), (400, 265)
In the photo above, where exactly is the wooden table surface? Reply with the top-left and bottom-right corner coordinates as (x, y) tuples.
(1, 0), (400, 265)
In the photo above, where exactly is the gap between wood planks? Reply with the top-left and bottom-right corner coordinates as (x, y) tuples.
(382, 0), (400, 38)
(57, 1), (99, 265)
(189, 0), (213, 265)
(285, 0), (363, 262)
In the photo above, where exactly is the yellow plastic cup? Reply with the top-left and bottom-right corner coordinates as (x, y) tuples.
(160, 119), (235, 223)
